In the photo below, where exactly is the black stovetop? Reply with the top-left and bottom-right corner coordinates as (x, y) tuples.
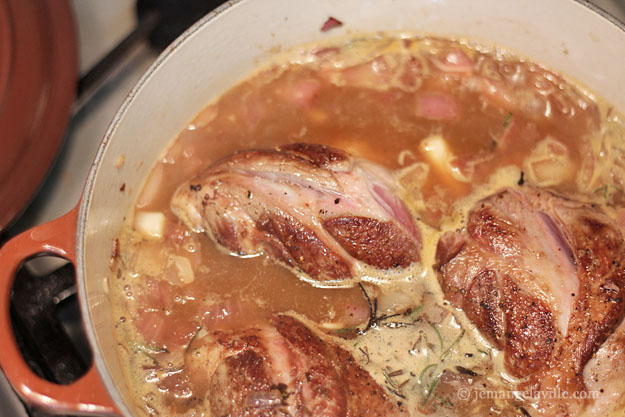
(10, 261), (91, 417)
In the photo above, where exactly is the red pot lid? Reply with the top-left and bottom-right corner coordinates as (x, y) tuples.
(0, 0), (77, 231)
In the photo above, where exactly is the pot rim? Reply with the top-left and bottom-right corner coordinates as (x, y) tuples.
(75, 0), (625, 415)
(581, 0), (625, 31)
(76, 0), (246, 414)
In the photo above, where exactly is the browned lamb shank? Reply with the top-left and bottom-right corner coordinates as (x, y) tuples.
(185, 314), (407, 416)
(435, 187), (625, 416)
(171, 143), (421, 285)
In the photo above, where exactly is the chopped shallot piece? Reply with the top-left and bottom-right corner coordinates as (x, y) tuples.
(136, 309), (199, 347)
(466, 76), (516, 112)
(321, 304), (370, 329)
(524, 137), (574, 187)
(447, 153), (494, 183)
(172, 255), (194, 284)
(420, 135), (472, 196)
(377, 290), (416, 314)
(276, 79), (320, 108)
(416, 93), (460, 121)
(421, 135), (451, 167)
(135, 211), (166, 240)
(341, 57), (394, 89)
(320, 322), (348, 330)
(135, 279), (201, 346)
(321, 17), (343, 32)
(313, 46), (341, 58)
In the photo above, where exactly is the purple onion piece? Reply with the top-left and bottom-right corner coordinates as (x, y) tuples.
(537, 211), (575, 266)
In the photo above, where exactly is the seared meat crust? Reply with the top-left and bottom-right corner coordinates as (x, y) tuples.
(435, 187), (625, 416)
(172, 143), (420, 284)
(186, 314), (407, 417)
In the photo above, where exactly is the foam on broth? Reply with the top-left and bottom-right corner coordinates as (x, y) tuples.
(109, 34), (625, 416)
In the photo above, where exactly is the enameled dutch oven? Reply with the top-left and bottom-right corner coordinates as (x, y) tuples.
(0, 0), (624, 415)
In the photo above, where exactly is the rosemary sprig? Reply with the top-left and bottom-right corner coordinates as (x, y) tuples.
(132, 342), (169, 355)
(422, 376), (440, 405)
(136, 350), (158, 365)
(358, 283), (404, 334)
(478, 348), (492, 358)
(428, 322), (444, 352)
(441, 330), (465, 360)
(419, 364), (437, 385)
(593, 184), (624, 200)
(359, 346), (370, 365)
(408, 304), (424, 320)
(132, 343), (168, 365)
(383, 369), (407, 399)
(359, 283), (376, 334)
(383, 370), (399, 390)
(185, 326), (202, 353)
(503, 112), (513, 127)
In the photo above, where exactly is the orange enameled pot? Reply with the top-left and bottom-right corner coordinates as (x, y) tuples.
(0, 0), (624, 415)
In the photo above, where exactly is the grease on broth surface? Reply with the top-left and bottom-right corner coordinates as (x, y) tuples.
(110, 34), (625, 416)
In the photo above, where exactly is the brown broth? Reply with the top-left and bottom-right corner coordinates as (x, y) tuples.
(110, 35), (625, 416)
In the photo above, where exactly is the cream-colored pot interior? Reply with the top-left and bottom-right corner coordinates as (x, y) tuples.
(77, 0), (625, 414)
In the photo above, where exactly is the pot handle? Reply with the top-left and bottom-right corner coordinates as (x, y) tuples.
(0, 207), (120, 416)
